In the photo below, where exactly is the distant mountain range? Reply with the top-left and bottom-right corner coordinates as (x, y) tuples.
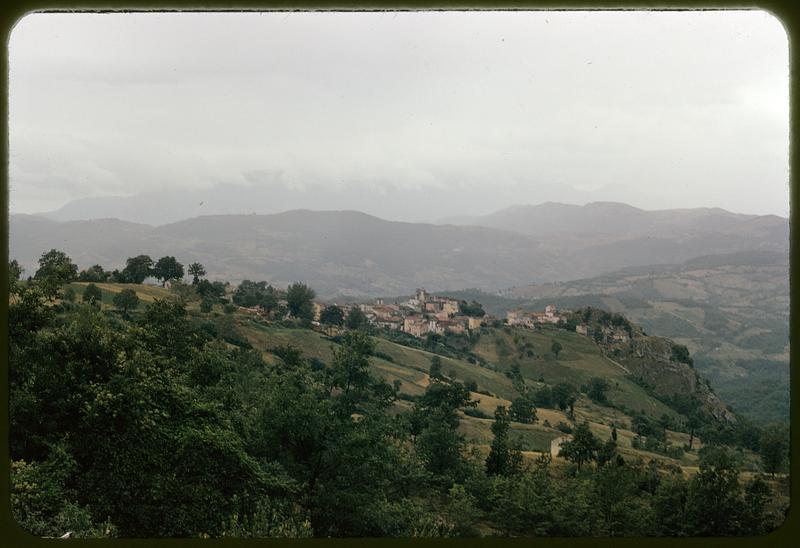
(442, 201), (787, 239)
(10, 202), (788, 298)
(31, 181), (665, 227)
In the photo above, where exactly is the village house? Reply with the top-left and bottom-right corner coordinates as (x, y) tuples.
(312, 302), (324, 322)
(437, 318), (467, 335)
(610, 330), (630, 343)
(403, 316), (430, 337)
(347, 288), (481, 338)
(467, 316), (484, 330)
(506, 309), (535, 328)
(506, 305), (566, 328)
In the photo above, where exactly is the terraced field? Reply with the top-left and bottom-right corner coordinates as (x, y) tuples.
(233, 318), (730, 472)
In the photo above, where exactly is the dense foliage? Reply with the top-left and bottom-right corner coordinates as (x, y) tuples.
(8, 253), (789, 538)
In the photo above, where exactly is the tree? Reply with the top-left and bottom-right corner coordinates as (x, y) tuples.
(532, 386), (553, 408)
(429, 355), (443, 380)
(653, 473), (689, 536)
(326, 331), (378, 416)
(153, 256), (184, 285)
(232, 280), (267, 307)
(319, 305), (344, 335)
(685, 447), (743, 535)
(489, 464), (554, 536)
(740, 475), (774, 535)
(197, 279), (227, 300)
(9, 259), (23, 289)
(121, 255), (154, 284)
(509, 394), (537, 424)
(595, 437), (618, 466)
(671, 344), (693, 367)
(200, 297), (214, 313)
(759, 423), (789, 476)
(412, 381), (475, 482)
(587, 377), (609, 404)
(113, 289), (139, 318)
(345, 307), (368, 331)
(188, 262), (206, 284)
(82, 283), (102, 307)
(552, 382), (577, 414)
(563, 317), (578, 332)
(78, 264), (109, 282)
(62, 287), (76, 303)
(551, 339), (563, 359)
(425, 332), (442, 352)
(458, 300), (485, 317)
(34, 249), (78, 296)
(286, 282), (316, 322)
(558, 421), (598, 471)
(10, 445), (117, 538)
(506, 361), (524, 391)
(259, 287), (280, 317)
(486, 406), (522, 476)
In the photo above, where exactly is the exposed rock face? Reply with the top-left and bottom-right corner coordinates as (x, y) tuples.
(616, 336), (737, 424)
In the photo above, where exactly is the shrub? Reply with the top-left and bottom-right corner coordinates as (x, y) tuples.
(463, 407), (491, 419)
(556, 422), (573, 434)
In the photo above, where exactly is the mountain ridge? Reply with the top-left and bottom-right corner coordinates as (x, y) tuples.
(11, 203), (787, 298)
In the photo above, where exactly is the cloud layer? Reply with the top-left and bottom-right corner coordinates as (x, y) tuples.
(9, 10), (790, 219)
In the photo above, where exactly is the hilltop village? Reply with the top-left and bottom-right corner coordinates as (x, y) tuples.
(236, 286), (635, 343)
(332, 289), (487, 336)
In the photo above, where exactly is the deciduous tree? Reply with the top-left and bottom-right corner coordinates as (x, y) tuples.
(558, 421), (598, 471)
(34, 249), (78, 297)
(320, 305), (344, 334)
(345, 306), (368, 330)
(286, 282), (316, 322)
(153, 256), (184, 285)
(486, 406), (522, 476)
(121, 255), (154, 284)
(113, 288), (140, 318)
(188, 262), (206, 284)
(551, 340), (563, 359)
(759, 423), (789, 476)
(82, 283), (102, 307)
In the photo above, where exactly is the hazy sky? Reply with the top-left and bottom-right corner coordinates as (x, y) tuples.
(9, 10), (790, 220)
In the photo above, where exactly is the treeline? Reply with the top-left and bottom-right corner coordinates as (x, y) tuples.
(8, 253), (789, 538)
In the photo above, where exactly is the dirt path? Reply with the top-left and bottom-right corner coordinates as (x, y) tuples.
(603, 354), (631, 374)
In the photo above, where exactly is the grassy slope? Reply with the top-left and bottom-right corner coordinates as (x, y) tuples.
(60, 283), (741, 471)
(67, 282), (174, 308)
(235, 318), (711, 469)
(471, 325), (681, 420)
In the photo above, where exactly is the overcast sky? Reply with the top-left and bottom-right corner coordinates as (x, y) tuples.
(8, 10), (790, 221)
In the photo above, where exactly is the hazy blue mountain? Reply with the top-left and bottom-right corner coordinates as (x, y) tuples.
(11, 204), (787, 298)
(35, 181), (661, 227)
(11, 211), (564, 296)
(441, 201), (788, 240)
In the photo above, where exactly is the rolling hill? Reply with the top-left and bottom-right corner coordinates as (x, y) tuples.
(62, 281), (752, 472)
(442, 249), (789, 425)
(10, 202), (788, 298)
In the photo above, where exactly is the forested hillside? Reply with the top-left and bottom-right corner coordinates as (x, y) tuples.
(8, 251), (789, 538)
